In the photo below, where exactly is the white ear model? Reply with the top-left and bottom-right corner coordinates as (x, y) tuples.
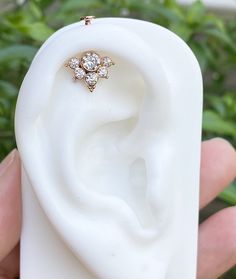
(15, 18), (202, 279)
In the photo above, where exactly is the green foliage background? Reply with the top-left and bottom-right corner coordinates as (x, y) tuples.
(0, 1), (236, 276)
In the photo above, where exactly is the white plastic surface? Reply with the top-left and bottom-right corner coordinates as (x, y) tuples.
(15, 18), (203, 279)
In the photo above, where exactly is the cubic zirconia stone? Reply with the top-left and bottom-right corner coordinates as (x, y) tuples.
(74, 67), (85, 80)
(97, 66), (108, 78)
(85, 72), (99, 86)
(102, 57), (113, 67)
(68, 57), (80, 69)
(81, 52), (101, 72)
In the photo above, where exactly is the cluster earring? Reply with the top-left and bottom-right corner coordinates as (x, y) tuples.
(65, 16), (115, 92)
(65, 51), (114, 92)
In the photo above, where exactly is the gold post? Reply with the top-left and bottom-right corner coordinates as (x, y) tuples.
(80, 16), (96, 26)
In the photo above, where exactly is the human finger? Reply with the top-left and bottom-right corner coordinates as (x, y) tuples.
(200, 138), (236, 209)
(0, 150), (21, 262)
(197, 206), (236, 279)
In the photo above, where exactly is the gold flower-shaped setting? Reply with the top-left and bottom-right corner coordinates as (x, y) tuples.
(65, 51), (114, 92)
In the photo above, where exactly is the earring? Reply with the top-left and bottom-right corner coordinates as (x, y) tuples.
(65, 16), (115, 93)
(66, 51), (114, 92)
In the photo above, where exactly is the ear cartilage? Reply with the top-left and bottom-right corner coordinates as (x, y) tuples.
(65, 51), (115, 92)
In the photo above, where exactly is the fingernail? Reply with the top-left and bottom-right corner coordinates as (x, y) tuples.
(0, 150), (17, 177)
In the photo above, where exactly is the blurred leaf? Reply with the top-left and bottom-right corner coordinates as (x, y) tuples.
(145, 3), (181, 22)
(18, 22), (54, 41)
(126, 2), (181, 23)
(164, 0), (179, 8)
(219, 181), (236, 205)
(29, 2), (43, 19)
(60, 0), (100, 12)
(210, 98), (226, 116)
(203, 27), (234, 48)
(0, 80), (18, 98)
(0, 45), (37, 63)
(0, 116), (9, 129)
(187, 0), (205, 24)
(203, 110), (236, 136)
(203, 14), (225, 31)
(169, 22), (192, 41)
(32, 0), (54, 9)
(189, 42), (209, 71)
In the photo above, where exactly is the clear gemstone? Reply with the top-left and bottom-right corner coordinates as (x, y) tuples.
(81, 52), (101, 72)
(97, 66), (108, 78)
(74, 67), (85, 80)
(85, 72), (99, 86)
(102, 57), (113, 67)
(68, 57), (80, 69)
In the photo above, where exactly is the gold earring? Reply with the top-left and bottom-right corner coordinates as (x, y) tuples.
(65, 16), (115, 93)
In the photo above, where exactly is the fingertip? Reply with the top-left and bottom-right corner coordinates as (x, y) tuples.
(203, 137), (236, 157)
(0, 150), (21, 261)
(200, 138), (236, 209)
(198, 206), (236, 279)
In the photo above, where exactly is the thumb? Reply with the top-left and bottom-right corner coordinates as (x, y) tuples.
(0, 150), (21, 262)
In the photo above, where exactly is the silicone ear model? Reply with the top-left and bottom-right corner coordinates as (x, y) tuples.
(15, 18), (202, 279)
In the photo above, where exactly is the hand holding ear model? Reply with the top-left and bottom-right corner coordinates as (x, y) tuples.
(0, 138), (236, 279)
(10, 18), (230, 279)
